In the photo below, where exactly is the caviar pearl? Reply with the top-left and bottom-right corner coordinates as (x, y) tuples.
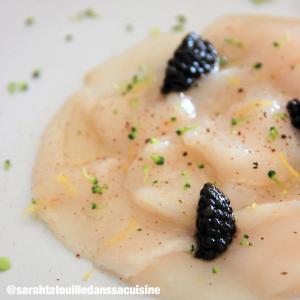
(195, 183), (236, 260)
(161, 32), (218, 94)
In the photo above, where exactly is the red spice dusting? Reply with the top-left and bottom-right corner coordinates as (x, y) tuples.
(125, 121), (131, 129)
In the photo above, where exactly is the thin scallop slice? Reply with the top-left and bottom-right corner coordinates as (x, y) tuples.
(131, 201), (300, 300)
(32, 15), (300, 300)
(34, 94), (105, 171)
(33, 157), (192, 278)
(125, 136), (215, 230)
(78, 87), (199, 157)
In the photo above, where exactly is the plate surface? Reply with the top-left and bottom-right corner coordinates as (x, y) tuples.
(0, 0), (298, 299)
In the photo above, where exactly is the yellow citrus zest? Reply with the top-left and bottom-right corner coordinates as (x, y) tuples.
(278, 152), (300, 178)
(235, 100), (273, 119)
(105, 218), (140, 247)
(57, 174), (76, 197)
(82, 269), (94, 282)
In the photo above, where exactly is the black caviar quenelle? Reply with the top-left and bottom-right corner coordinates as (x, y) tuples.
(287, 98), (300, 129)
(161, 32), (218, 94)
(194, 183), (236, 260)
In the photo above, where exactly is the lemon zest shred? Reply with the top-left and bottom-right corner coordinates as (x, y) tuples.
(105, 218), (140, 247)
(235, 100), (273, 118)
(246, 202), (257, 209)
(227, 75), (241, 87)
(143, 165), (149, 183)
(280, 177), (298, 196)
(82, 269), (94, 282)
(278, 152), (300, 178)
(82, 167), (95, 183)
(22, 199), (49, 217)
(23, 203), (37, 216)
(149, 27), (161, 37)
(57, 174), (76, 197)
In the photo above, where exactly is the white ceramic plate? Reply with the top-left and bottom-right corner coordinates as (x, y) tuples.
(0, 0), (299, 299)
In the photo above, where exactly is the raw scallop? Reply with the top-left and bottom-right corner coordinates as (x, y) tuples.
(33, 15), (300, 299)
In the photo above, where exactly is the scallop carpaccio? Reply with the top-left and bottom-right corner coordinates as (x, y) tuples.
(32, 15), (300, 299)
